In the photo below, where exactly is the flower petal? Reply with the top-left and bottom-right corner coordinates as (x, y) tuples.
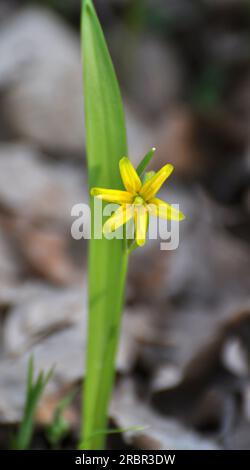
(148, 197), (185, 221)
(103, 204), (134, 234)
(140, 163), (174, 201)
(119, 157), (142, 194)
(91, 187), (133, 204)
(135, 205), (148, 247)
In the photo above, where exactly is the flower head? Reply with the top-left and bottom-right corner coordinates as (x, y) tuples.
(91, 156), (185, 247)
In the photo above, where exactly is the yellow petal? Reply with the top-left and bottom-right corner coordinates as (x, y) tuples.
(91, 187), (133, 204)
(135, 205), (148, 247)
(119, 157), (141, 194)
(140, 164), (174, 201)
(148, 197), (185, 221)
(103, 204), (134, 234)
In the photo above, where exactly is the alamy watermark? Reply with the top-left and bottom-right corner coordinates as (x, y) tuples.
(71, 199), (181, 250)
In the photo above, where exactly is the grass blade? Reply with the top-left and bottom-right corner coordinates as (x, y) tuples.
(81, 0), (128, 449)
(46, 390), (76, 448)
(136, 147), (156, 177)
(13, 358), (53, 450)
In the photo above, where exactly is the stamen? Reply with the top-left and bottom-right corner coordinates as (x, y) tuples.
(133, 196), (144, 205)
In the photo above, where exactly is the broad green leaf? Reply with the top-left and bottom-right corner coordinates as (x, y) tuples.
(81, 0), (128, 449)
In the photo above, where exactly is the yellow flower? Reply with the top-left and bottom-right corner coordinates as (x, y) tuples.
(91, 157), (185, 247)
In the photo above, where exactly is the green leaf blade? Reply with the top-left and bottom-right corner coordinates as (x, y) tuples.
(81, 0), (128, 450)
(136, 147), (156, 177)
(82, 0), (127, 189)
(14, 358), (52, 450)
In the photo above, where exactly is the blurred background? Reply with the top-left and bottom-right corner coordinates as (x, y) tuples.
(0, 0), (250, 450)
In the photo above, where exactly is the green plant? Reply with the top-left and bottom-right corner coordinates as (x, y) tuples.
(13, 357), (53, 450)
(46, 390), (76, 448)
(81, 0), (184, 450)
(81, 0), (128, 450)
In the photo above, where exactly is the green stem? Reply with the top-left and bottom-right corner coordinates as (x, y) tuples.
(81, 244), (128, 449)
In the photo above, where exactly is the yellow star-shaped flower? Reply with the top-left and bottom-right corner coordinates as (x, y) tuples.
(91, 157), (185, 247)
